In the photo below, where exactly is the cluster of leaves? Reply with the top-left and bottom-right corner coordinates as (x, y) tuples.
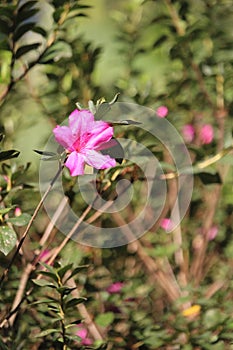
(0, 134), (32, 256)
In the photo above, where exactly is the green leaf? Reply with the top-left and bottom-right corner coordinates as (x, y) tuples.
(57, 286), (77, 296)
(0, 149), (20, 162)
(33, 149), (57, 156)
(0, 226), (17, 256)
(57, 263), (73, 279)
(34, 328), (59, 338)
(64, 265), (88, 282)
(13, 22), (36, 42)
(39, 41), (72, 63)
(65, 297), (87, 310)
(32, 26), (47, 37)
(15, 43), (41, 59)
(39, 270), (59, 283)
(0, 206), (15, 215)
(16, 8), (38, 23)
(32, 279), (56, 288)
(18, 1), (38, 12)
(7, 213), (31, 226)
(95, 312), (115, 327)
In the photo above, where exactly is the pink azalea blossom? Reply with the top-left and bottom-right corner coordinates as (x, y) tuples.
(53, 109), (116, 176)
(106, 282), (124, 294)
(156, 106), (168, 118)
(182, 124), (195, 143)
(76, 324), (93, 345)
(160, 218), (174, 231)
(200, 124), (214, 144)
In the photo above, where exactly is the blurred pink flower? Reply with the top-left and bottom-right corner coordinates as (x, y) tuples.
(156, 106), (168, 118)
(106, 282), (124, 294)
(14, 207), (22, 217)
(182, 124), (195, 143)
(160, 218), (174, 231)
(53, 109), (116, 176)
(38, 249), (52, 264)
(76, 324), (93, 345)
(200, 124), (214, 144)
(207, 226), (218, 240)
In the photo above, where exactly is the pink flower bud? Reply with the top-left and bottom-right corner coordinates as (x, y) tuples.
(182, 124), (195, 143)
(200, 124), (214, 144)
(76, 324), (93, 345)
(106, 282), (124, 294)
(156, 106), (168, 118)
(207, 226), (218, 240)
(14, 207), (22, 217)
(160, 218), (174, 232)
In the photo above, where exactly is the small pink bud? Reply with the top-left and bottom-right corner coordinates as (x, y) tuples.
(106, 282), (124, 294)
(14, 207), (22, 217)
(156, 106), (168, 118)
(207, 226), (218, 240)
(200, 124), (214, 144)
(182, 124), (195, 143)
(160, 218), (174, 232)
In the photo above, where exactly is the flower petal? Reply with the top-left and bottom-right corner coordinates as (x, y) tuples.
(53, 125), (75, 151)
(65, 151), (85, 176)
(84, 150), (116, 170)
(69, 109), (94, 139)
(85, 121), (114, 149)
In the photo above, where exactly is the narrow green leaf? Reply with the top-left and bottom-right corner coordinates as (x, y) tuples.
(0, 149), (20, 162)
(16, 8), (38, 23)
(64, 265), (89, 282)
(32, 26), (47, 37)
(39, 270), (59, 283)
(15, 43), (41, 59)
(0, 206), (15, 215)
(7, 213), (31, 227)
(13, 22), (36, 42)
(33, 149), (56, 156)
(65, 297), (87, 310)
(0, 226), (17, 256)
(57, 263), (73, 279)
(34, 328), (59, 338)
(31, 279), (56, 288)
(18, 1), (37, 12)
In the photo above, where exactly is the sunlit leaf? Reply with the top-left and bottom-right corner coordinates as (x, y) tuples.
(13, 22), (36, 42)
(15, 43), (41, 59)
(7, 213), (31, 227)
(95, 312), (115, 327)
(0, 226), (17, 256)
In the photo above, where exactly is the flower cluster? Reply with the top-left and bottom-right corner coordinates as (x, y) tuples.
(182, 123), (214, 144)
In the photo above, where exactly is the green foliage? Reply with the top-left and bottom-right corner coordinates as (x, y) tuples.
(0, 0), (233, 349)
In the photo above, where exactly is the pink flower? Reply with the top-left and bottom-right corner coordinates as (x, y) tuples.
(156, 106), (168, 118)
(53, 109), (116, 176)
(160, 218), (174, 231)
(106, 282), (124, 294)
(182, 124), (195, 143)
(207, 226), (218, 240)
(76, 324), (93, 345)
(200, 124), (214, 144)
